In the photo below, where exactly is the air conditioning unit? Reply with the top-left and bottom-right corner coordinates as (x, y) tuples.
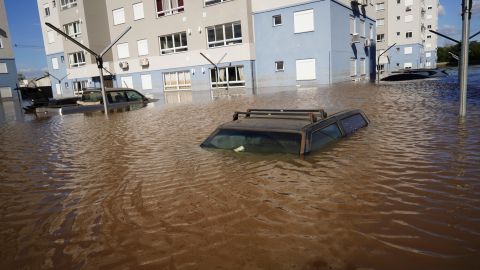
(351, 33), (360, 43)
(140, 58), (149, 66)
(364, 38), (371, 47)
(119, 61), (129, 69)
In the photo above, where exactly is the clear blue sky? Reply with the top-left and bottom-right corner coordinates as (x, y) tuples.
(3, 0), (480, 78)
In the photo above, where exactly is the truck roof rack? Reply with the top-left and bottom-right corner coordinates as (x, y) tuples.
(233, 109), (327, 123)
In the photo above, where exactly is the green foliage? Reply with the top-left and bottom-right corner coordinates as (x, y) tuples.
(437, 41), (480, 66)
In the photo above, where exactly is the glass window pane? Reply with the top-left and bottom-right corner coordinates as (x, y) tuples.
(207, 28), (215, 43)
(174, 33), (181, 48)
(233, 23), (242, 38)
(225, 24), (233, 39)
(341, 114), (367, 135)
(215, 25), (224, 42)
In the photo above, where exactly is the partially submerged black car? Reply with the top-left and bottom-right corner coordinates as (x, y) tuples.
(201, 109), (369, 155)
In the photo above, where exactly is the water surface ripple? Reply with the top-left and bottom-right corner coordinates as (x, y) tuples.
(1, 68), (480, 269)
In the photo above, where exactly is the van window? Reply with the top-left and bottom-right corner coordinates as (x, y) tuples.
(126, 90), (144, 101)
(202, 129), (301, 154)
(341, 114), (367, 135)
(108, 91), (128, 103)
(82, 91), (102, 102)
(310, 124), (342, 151)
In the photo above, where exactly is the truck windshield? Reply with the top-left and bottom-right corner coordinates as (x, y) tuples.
(201, 129), (302, 154)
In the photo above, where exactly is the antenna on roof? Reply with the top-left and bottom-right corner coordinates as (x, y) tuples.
(45, 22), (131, 115)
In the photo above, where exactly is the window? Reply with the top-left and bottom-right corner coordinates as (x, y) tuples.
(52, 1), (56, 8)
(52, 58), (59, 69)
(137, 39), (149, 56)
(205, 0), (229, 6)
(377, 64), (385, 72)
(406, 32), (413, 38)
(294, 9), (314, 33)
(397, 0), (400, 3)
(427, 35), (432, 39)
(396, 32), (400, 36)
(296, 59), (316, 81)
(404, 62), (412, 69)
(210, 66), (245, 88)
(341, 114), (367, 135)
(0, 87), (12, 98)
(113, 8), (125, 25)
(68, 51), (86, 68)
(55, 84), (61, 95)
(376, 3), (385, 10)
(47, 31), (55, 43)
(0, 38), (3, 48)
(164, 71), (191, 90)
(350, 58), (356, 77)
(64, 21), (81, 38)
(426, 52), (431, 58)
(0, 63), (7, 73)
(156, 0), (184, 17)
(428, 5), (432, 10)
(360, 20), (365, 36)
(426, 61), (431, 67)
(273, 15), (282, 26)
(404, 47), (412, 54)
(117, 43), (130, 59)
(369, 24), (374, 39)
(160, 32), (187, 54)
(360, 58), (366, 75)
(108, 91), (128, 103)
(376, 19), (384, 27)
(120, 76), (133, 88)
(61, 56), (64, 62)
(376, 34), (384, 42)
(310, 124), (342, 152)
(141, 74), (152, 90)
(426, 43), (432, 48)
(44, 4), (50, 16)
(275, 61), (284, 72)
(61, 0), (77, 10)
(427, 14), (432, 19)
(206, 22), (241, 48)
(396, 16), (400, 20)
(427, 25), (432, 29)
(126, 90), (144, 101)
(405, 15), (413, 22)
(350, 16), (356, 34)
(133, 2), (145, 20)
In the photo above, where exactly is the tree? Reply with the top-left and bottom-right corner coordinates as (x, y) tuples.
(17, 73), (26, 82)
(436, 41), (480, 66)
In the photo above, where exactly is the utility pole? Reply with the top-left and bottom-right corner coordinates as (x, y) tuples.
(459, 0), (472, 117)
(377, 43), (396, 82)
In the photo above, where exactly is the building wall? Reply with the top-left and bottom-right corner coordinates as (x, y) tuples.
(253, 0), (375, 88)
(0, 0), (18, 99)
(105, 0), (255, 94)
(376, 0), (438, 74)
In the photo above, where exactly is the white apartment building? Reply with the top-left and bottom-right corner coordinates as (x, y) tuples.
(375, 0), (438, 74)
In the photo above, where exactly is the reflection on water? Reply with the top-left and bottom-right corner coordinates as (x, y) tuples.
(1, 67), (480, 269)
(164, 90), (193, 105)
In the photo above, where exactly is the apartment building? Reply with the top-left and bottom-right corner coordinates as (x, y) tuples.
(375, 0), (438, 74)
(0, 0), (18, 100)
(37, 0), (112, 98)
(252, 0), (377, 88)
(104, 0), (255, 101)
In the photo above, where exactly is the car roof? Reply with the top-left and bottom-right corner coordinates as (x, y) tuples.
(218, 109), (368, 133)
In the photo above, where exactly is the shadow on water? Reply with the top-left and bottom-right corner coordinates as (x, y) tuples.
(0, 67), (480, 269)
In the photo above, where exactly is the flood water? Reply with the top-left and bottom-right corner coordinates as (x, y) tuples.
(1, 67), (480, 269)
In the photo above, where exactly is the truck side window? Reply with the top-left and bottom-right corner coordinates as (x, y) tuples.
(310, 124), (342, 151)
(341, 114), (367, 135)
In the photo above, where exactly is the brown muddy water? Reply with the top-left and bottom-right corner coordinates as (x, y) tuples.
(1, 68), (480, 269)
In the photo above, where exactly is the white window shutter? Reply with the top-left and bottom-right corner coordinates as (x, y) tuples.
(296, 59), (316, 80)
(113, 8), (125, 25)
(404, 47), (413, 54)
(137, 39), (149, 56)
(47, 31), (55, 43)
(141, 74), (152, 90)
(121, 76), (133, 88)
(294, 9), (314, 33)
(117, 43), (130, 59)
(52, 58), (59, 69)
(133, 3), (144, 20)
(0, 63), (7, 73)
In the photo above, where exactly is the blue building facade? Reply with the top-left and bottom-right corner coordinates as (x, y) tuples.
(388, 43), (434, 70)
(0, 58), (17, 100)
(253, 0), (376, 89)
